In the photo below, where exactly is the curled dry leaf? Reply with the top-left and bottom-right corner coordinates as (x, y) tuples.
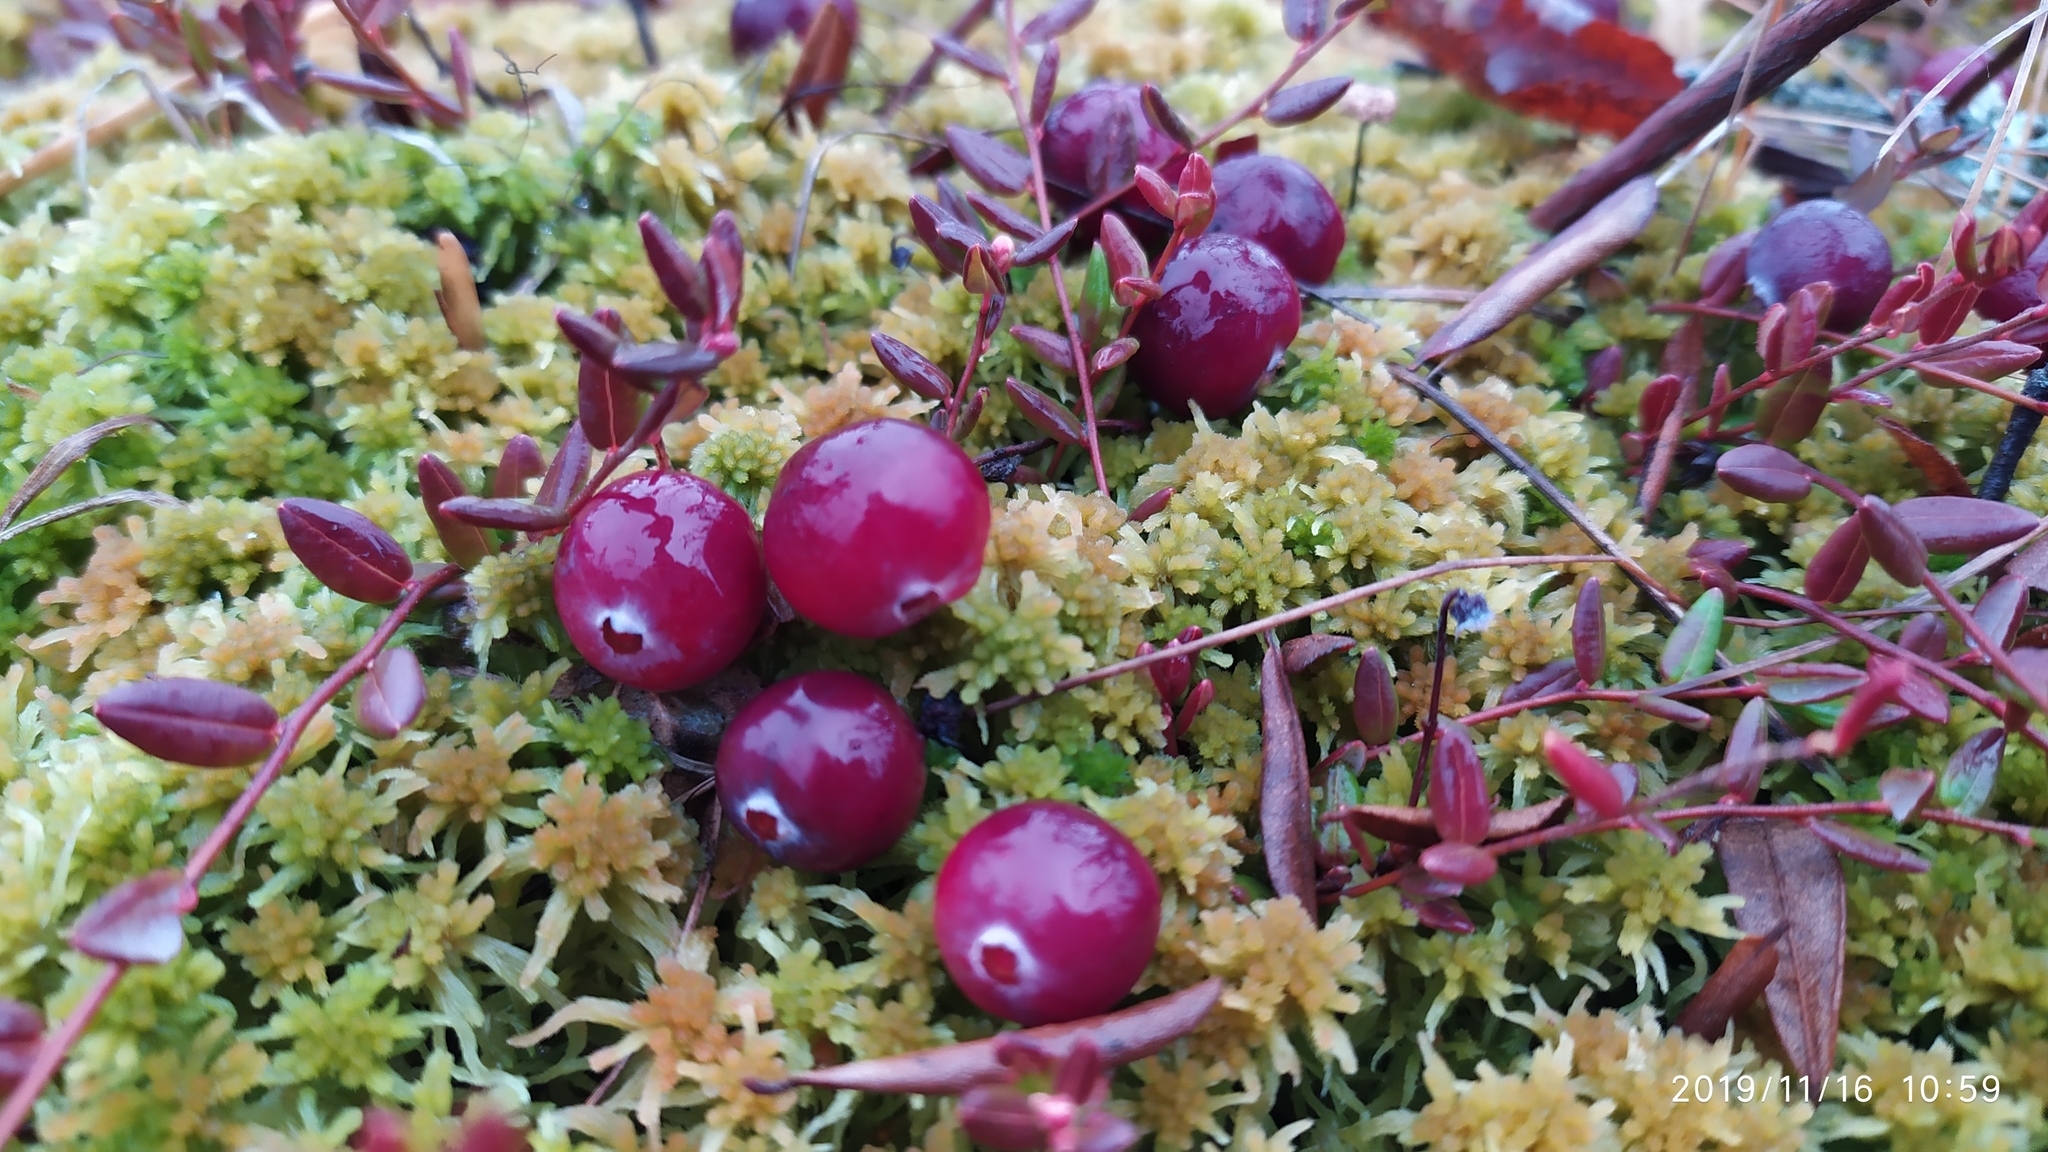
(356, 646), (427, 740)
(1418, 176), (1658, 362)
(1675, 932), (1781, 1041)
(1282, 633), (1354, 674)
(1875, 418), (1972, 497)
(94, 677), (281, 768)
(68, 868), (197, 965)
(1259, 640), (1317, 911)
(1715, 818), (1845, 1093)
(1, 412), (166, 529)
(1263, 76), (1353, 126)
(744, 978), (1223, 1094)
(1891, 497), (2038, 554)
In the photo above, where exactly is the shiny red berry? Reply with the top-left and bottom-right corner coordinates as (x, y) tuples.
(1128, 233), (1302, 417)
(762, 418), (990, 639)
(553, 469), (765, 692)
(1745, 199), (1894, 329)
(1210, 154), (1345, 284)
(716, 670), (926, 872)
(1042, 85), (1188, 213)
(934, 800), (1160, 1026)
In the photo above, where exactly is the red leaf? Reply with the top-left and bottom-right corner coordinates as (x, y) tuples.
(95, 677), (280, 768)
(1021, 0), (1095, 43)
(1127, 486), (1174, 522)
(1974, 575), (2027, 651)
(1715, 696), (1770, 802)
(1427, 721), (1492, 845)
(1014, 217), (1079, 267)
(1633, 693), (1710, 729)
(1352, 645), (1398, 745)
(1092, 337), (1139, 375)
(0, 998), (41, 1095)
(1892, 497), (2039, 554)
(417, 455), (489, 569)
(1096, 212), (1148, 287)
(1010, 324), (1078, 375)
(1715, 443), (1812, 503)
(1139, 83), (1197, 150)
(1540, 728), (1627, 818)
(1715, 818), (1844, 1091)
(1805, 818), (1929, 874)
(68, 869), (195, 965)
(746, 978), (1222, 1094)
(1804, 514), (1870, 604)
(1875, 418), (1972, 497)
(1858, 495), (1928, 586)
(786, 0), (855, 128)
(1030, 42), (1060, 126)
(872, 332), (954, 402)
(1675, 932), (1781, 1040)
(1571, 577), (1605, 685)
(1371, 0), (1679, 136)
(1418, 175), (1657, 362)
(1338, 803), (1439, 847)
(933, 34), (1006, 80)
(1004, 377), (1084, 445)
(1914, 339), (2040, 384)
(356, 646), (426, 739)
(1758, 663), (1865, 705)
(702, 212), (748, 337)
(608, 341), (722, 382)
(1264, 77), (1353, 126)
(944, 126), (1032, 195)
(1499, 657), (1576, 706)
(437, 496), (572, 532)
(578, 310), (639, 451)
(1419, 840), (1497, 887)
(453, 1113), (529, 1152)
(1282, 633), (1354, 674)
(278, 498), (413, 604)
(554, 308), (621, 364)
(640, 213), (710, 329)
(493, 435), (544, 500)
(1697, 232), (1754, 306)
(534, 423), (591, 512)
(1282, 0), (1327, 42)
(1408, 896), (1474, 934)
(967, 188), (1045, 240)
(1260, 641), (1317, 911)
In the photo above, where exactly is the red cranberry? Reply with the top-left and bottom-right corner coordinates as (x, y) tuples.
(762, 418), (990, 639)
(1745, 199), (1894, 329)
(730, 0), (856, 57)
(934, 800), (1160, 1025)
(1128, 233), (1302, 417)
(1042, 85), (1189, 213)
(1210, 154), (1346, 284)
(1978, 240), (2048, 322)
(716, 670), (925, 872)
(553, 469), (765, 692)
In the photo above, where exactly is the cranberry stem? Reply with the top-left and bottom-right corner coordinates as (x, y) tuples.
(953, 292), (1001, 419)
(0, 563), (465, 1148)
(996, 3), (1109, 496)
(1362, 685), (1764, 763)
(1921, 572), (2048, 716)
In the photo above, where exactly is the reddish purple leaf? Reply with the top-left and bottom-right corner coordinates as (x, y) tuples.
(1282, 633), (1355, 674)
(1805, 514), (1870, 604)
(748, 978), (1221, 1094)
(1010, 325), (1077, 375)
(1818, 661), (1909, 757)
(493, 435), (544, 500)
(418, 454), (490, 569)
(1408, 896), (1474, 934)
(1128, 486), (1174, 522)
(933, 34), (1006, 80)
(1540, 728), (1627, 818)
(1419, 176), (1658, 362)
(1030, 42), (1060, 125)
(945, 126), (1032, 195)
(1264, 77), (1352, 126)
(608, 341), (722, 382)
(1021, 0), (1095, 43)
(1572, 577), (1605, 685)
(966, 189), (1045, 241)
(438, 497), (572, 532)
(356, 646), (426, 740)
(1892, 497), (2039, 554)
(786, 0), (855, 128)
(1419, 840), (1497, 887)
(0, 998), (41, 1095)
(1974, 575), (2027, 652)
(578, 311), (640, 451)
(1486, 794), (1568, 842)
(1013, 217), (1079, 267)
(1892, 665), (1950, 724)
(1756, 366), (1833, 448)
(702, 211), (747, 338)
(68, 869), (196, 965)
(1139, 83), (1197, 150)
(1716, 818), (1844, 1091)
(1260, 641), (1317, 911)
(1427, 720), (1491, 845)
(555, 307), (621, 364)
(1715, 696), (1770, 803)
(1698, 232), (1754, 306)
(1675, 933), (1780, 1040)
(1281, 0), (1327, 42)
(277, 499), (413, 604)
(640, 213), (710, 329)
(1758, 663), (1865, 705)
(1805, 819), (1928, 873)
(1092, 337), (1139, 374)
(1898, 613), (1949, 660)
(1875, 418), (1972, 497)
(871, 332), (954, 402)
(1938, 727), (2005, 815)
(452, 1113), (529, 1152)
(1097, 212), (1148, 287)
(1353, 645), (1397, 745)
(1637, 373), (1681, 435)
(1339, 803), (1438, 846)
(959, 1085), (1051, 1150)
(1634, 693), (1710, 729)
(534, 423), (591, 512)
(1914, 339), (2041, 384)
(1004, 377), (1084, 445)
(1499, 657), (1576, 706)
(1879, 768), (1936, 823)
(95, 677), (280, 768)
(1715, 443), (1812, 503)
(1858, 495), (1928, 585)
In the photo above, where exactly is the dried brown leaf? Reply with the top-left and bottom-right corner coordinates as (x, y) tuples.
(1715, 818), (1845, 1089)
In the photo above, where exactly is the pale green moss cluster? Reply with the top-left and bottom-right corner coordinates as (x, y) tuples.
(0, 0), (2045, 1149)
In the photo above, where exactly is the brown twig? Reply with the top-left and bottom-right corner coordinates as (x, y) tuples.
(1531, 0), (1910, 232)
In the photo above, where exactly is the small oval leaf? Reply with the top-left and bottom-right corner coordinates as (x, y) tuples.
(1715, 443), (1813, 503)
(1264, 76), (1352, 126)
(356, 646), (426, 740)
(1658, 588), (1723, 682)
(95, 678), (280, 768)
(277, 499), (414, 604)
(1004, 377), (1084, 445)
(1805, 514), (1870, 604)
(871, 332), (955, 402)
(1572, 577), (1605, 686)
(1892, 497), (2039, 554)
(944, 125), (1032, 195)
(1937, 727), (2004, 816)
(68, 869), (196, 965)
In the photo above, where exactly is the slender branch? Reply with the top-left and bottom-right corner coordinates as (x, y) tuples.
(981, 554), (1626, 712)
(0, 564), (464, 1147)
(1978, 364), (2048, 500)
(880, 0), (998, 118)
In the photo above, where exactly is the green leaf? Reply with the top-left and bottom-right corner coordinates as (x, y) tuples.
(1069, 739), (1133, 796)
(1659, 588), (1724, 682)
(1080, 243), (1114, 337)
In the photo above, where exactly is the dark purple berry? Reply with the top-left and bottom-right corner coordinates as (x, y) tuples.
(1978, 240), (2048, 322)
(717, 670), (926, 872)
(934, 800), (1160, 1025)
(762, 418), (991, 639)
(1209, 154), (1346, 284)
(1745, 199), (1894, 329)
(553, 469), (766, 692)
(1041, 85), (1188, 213)
(1128, 233), (1302, 417)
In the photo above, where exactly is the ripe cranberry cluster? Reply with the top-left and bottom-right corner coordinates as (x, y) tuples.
(1042, 83), (1345, 417)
